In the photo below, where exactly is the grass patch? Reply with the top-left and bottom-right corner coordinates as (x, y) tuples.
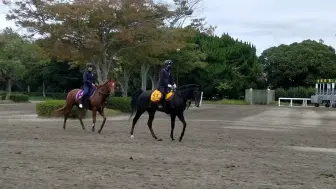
(203, 99), (249, 105)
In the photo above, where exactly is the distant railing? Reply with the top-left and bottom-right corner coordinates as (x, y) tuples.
(278, 97), (311, 107)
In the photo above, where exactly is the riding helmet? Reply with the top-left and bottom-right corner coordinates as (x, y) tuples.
(87, 62), (93, 67)
(163, 60), (173, 67)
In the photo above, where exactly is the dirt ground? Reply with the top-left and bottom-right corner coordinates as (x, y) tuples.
(0, 103), (335, 189)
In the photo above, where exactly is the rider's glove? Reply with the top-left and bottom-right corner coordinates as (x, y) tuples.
(173, 84), (176, 88)
(167, 84), (172, 88)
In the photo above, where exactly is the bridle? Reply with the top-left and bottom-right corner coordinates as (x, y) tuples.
(96, 81), (116, 97)
(176, 86), (202, 107)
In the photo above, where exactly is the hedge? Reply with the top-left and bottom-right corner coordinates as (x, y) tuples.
(23, 92), (67, 100)
(275, 87), (315, 100)
(0, 92), (5, 100)
(0, 92), (29, 102)
(106, 97), (131, 112)
(10, 93), (30, 102)
(36, 100), (86, 118)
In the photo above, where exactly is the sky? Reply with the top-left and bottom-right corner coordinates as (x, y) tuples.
(1, 0), (336, 55)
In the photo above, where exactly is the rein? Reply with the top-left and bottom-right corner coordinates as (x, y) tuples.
(175, 87), (196, 100)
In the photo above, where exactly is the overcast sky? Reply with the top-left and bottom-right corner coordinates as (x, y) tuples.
(1, 0), (336, 55)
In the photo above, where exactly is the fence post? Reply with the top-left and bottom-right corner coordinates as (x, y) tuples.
(249, 88), (253, 105)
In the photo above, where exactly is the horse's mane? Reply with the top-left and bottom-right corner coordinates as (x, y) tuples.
(177, 84), (200, 91)
(96, 80), (114, 92)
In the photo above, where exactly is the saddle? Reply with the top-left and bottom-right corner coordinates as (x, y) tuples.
(150, 89), (174, 103)
(76, 88), (96, 101)
(76, 88), (96, 109)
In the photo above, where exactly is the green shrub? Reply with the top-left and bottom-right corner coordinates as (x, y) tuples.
(275, 87), (315, 100)
(275, 88), (287, 100)
(36, 100), (86, 118)
(0, 93), (5, 100)
(9, 93), (30, 102)
(106, 97), (131, 112)
(23, 92), (66, 100)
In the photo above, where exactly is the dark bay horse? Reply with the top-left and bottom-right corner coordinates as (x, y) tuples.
(52, 79), (116, 133)
(129, 84), (203, 142)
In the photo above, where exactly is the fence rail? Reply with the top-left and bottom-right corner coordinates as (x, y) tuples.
(278, 97), (311, 107)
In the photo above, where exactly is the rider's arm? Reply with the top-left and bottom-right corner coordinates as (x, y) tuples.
(83, 72), (92, 86)
(160, 69), (168, 86)
(169, 73), (175, 85)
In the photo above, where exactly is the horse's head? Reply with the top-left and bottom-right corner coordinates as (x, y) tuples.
(192, 85), (203, 107)
(98, 79), (116, 96)
(177, 84), (203, 108)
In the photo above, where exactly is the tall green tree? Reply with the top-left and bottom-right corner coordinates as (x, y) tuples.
(259, 40), (336, 88)
(0, 28), (42, 99)
(5, 0), (183, 83)
(179, 33), (261, 98)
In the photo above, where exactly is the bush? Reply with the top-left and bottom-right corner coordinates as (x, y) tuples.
(36, 100), (86, 118)
(24, 92), (67, 100)
(106, 97), (131, 112)
(275, 87), (315, 100)
(0, 92), (5, 100)
(9, 93), (30, 102)
(275, 88), (287, 100)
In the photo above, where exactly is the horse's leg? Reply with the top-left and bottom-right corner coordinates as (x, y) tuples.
(147, 109), (161, 141)
(91, 108), (97, 132)
(97, 108), (106, 134)
(130, 108), (144, 139)
(177, 112), (187, 142)
(78, 108), (86, 130)
(63, 105), (73, 130)
(170, 113), (176, 141)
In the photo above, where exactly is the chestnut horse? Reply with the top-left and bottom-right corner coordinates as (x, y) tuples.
(53, 79), (116, 133)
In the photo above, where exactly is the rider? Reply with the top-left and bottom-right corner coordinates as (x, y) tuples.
(158, 59), (176, 109)
(79, 62), (98, 109)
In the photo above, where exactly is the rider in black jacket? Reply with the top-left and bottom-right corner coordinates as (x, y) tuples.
(157, 60), (176, 109)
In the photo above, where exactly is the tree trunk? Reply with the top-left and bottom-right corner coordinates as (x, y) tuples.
(42, 81), (46, 98)
(148, 71), (158, 90)
(117, 69), (130, 97)
(95, 64), (108, 84)
(141, 64), (150, 90)
(27, 85), (30, 92)
(5, 79), (12, 100)
(93, 58), (109, 84)
(122, 69), (129, 97)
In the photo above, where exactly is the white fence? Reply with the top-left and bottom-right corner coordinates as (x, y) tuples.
(278, 97), (311, 107)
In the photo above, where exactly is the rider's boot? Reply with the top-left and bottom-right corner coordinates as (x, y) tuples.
(158, 94), (165, 109)
(79, 96), (86, 109)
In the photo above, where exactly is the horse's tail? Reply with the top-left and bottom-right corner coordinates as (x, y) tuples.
(129, 88), (143, 120)
(51, 105), (67, 117)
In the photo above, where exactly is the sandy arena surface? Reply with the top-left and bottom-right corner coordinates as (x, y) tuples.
(0, 103), (335, 189)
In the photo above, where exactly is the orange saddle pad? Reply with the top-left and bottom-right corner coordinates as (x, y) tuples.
(150, 89), (174, 102)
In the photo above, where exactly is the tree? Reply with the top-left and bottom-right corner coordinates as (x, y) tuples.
(0, 28), (30, 99)
(178, 32), (261, 98)
(259, 40), (336, 88)
(5, 0), (176, 83)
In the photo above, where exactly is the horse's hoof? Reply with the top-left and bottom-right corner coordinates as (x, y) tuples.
(179, 138), (182, 142)
(98, 130), (101, 134)
(157, 138), (163, 141)
(130, 135), (135, 139)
